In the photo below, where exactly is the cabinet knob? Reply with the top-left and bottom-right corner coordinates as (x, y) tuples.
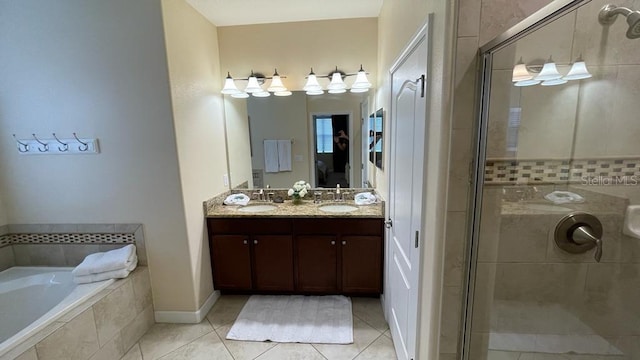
(331, 240), (335, 245)
(253, 240), (258, 245)
(243, 239), (248, 245)
(342, 240), (346, 245)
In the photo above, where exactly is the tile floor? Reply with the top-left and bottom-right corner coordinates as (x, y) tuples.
(120, 295), (397, 360)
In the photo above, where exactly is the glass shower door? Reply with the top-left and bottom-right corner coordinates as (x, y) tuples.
(467, 0), (640, 359)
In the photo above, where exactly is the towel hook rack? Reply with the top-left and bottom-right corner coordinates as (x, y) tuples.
(32, 133), (49, 152)
(12, 134), (29, 153)
(52, 133), (69, 152)
(73, 132), (89, 151)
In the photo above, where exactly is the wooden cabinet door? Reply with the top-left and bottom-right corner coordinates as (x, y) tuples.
(253, 235), (294, 291)
(341, 236), (382, 294)
(210, 235), (252, 290)
(296, 235), (337, 293)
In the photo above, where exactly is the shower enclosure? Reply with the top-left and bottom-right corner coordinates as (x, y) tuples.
(464, 0), (640, 359)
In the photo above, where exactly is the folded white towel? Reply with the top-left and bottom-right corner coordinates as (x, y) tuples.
(354, 192), (377, 205)
(277, 140), (292, 172)
(72, 244), (137, 276)
(73, 260), (137, 284)
(264, 140), (279, 173)
(223, 193), (250, 206)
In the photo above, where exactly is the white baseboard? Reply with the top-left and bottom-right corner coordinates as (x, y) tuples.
(154, 290), (220, 323)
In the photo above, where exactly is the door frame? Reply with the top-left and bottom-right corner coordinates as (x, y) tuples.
(308, 111), (354, 188)
(361, 98), (370, 187)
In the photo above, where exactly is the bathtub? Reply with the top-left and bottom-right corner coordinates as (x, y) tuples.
(0, 267), (114, 357)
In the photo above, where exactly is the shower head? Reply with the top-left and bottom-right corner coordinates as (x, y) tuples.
(599, 4), (640, 39)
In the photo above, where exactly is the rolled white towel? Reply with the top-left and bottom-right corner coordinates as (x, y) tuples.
(354, 192), (377, 205)
(73, 260), (137, 284)
(223, 193), (250, 206)
(544, 191), (584, 204)
(72, 244), (137, 276)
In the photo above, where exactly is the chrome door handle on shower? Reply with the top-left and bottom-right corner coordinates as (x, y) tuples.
(554, 212), (604, 262)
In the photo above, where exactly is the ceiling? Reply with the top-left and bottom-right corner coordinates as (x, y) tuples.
(185, 0), (383, 27)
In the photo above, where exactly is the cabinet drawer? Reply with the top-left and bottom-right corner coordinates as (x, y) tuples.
(209, 218), (292, 235)
(294, 218), (383, 236)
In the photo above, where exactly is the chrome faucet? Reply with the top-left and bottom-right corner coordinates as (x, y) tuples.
(335, 185), (346, 202)
(313, 191), (323, 203)
(251, 188), (265, 201)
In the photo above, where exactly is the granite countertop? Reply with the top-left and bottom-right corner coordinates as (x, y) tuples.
(204, 189), (384, 218)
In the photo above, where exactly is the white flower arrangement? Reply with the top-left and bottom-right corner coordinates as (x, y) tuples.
(287, 180), (311, 201)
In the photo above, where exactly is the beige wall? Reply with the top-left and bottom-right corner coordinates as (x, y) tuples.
(217, 18), (378, 92)
(0, 0), (200, 312)
(161, 0), (230, 309)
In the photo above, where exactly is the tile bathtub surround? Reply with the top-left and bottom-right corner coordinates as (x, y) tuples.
(0, 223), (147, 266)
(3, 267), (154, 360)
(0, 245), (15, 272)
(484, 158), (640, 184)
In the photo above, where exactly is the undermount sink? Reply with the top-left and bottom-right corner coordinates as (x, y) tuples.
(525, 204), (572, 212)
(318, 204), (359, 213)
(237, 204), (278, 213)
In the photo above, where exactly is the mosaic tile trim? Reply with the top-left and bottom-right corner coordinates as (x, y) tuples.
(485, 158), (640, 184)
(0, 233), (135, 248)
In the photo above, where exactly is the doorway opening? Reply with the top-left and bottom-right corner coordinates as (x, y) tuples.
(313, 114), (350, 188)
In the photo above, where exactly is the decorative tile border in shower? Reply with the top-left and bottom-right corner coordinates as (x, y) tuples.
(485, 158), (640, 184)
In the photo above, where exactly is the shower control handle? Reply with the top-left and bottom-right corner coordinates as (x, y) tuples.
(572, 225), (603, 262)
(554, 212), (604, 262)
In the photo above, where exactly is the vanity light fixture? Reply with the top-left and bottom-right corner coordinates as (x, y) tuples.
(535, 57), (563, 81)
(512, 57), (592, 87)
(541, 78), (568, 86)
(244, 71), (264, 93)
(304, 65), (372, 95)
(514, 79), (541, 87)
(221, 72), (241, 95)
(512, 58), (534, 82)
(563, 58), (593, 80)
(230, 92), (249, 99)
(222, 69), (292, 98)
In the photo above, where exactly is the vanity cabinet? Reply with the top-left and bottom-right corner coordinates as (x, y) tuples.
(294, 218), (383, 295)
(207, 217), (383, 295)
(208, 218), (294, 292)
(296, 235), (338, 292)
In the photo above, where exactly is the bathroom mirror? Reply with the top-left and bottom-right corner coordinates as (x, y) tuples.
(224, 91), (372, 190)
(369, 108), (383, 169)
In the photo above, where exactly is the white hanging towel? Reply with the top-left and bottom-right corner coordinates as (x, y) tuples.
(264, 140), (279, 173)
(277, 140), (292, 171)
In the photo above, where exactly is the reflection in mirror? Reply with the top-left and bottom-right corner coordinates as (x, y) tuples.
(369, 108), (383, 169)
(223, 91), (370, 189)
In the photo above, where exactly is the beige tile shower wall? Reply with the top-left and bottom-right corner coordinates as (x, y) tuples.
(3, 267), (154, 360)
(0, 194), (7, 227)
(442, 0), (553, 358)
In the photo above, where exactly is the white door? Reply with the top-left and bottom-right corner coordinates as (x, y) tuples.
(387, 24), (429, 360)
